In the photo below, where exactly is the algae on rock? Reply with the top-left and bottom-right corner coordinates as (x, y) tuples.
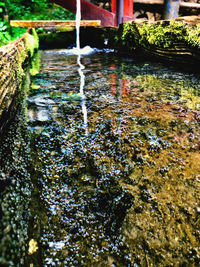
(0, 29), (39, 124)
(120, 19), (200, 66)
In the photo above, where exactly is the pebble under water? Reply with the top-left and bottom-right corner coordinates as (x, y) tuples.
(1, 49), (200, 266)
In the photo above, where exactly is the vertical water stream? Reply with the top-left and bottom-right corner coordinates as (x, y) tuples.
(76, 0), (81, 51)
(76, 0), (88, 134)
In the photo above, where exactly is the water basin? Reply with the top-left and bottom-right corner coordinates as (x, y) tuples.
(1, 49), (200, 266)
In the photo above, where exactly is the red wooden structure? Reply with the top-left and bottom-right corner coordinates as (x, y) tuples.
(51, 0), (134, 26)
(111, 0), (134, 25)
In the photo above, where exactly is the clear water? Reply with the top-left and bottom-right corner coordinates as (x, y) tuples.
(1, 50), (200, 266)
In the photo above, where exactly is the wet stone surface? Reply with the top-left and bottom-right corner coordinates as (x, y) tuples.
(0, 74), (32, 267)
(1, 49), (200, 266)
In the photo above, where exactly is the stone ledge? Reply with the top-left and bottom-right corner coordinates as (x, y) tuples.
(118, 16), (200, 69)
(0, 29), (39, 129)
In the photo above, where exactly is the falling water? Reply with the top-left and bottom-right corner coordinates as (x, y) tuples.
(76, 0), (81, 51)
(75, 0), (88, 134)
(77, 54), (88, 135)
(75, 0), (85, 96)
(74, 0), (93, 55)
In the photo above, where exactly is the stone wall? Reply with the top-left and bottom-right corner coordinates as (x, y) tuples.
(0, 29), (38, 266)
(0, 29), (38, 130)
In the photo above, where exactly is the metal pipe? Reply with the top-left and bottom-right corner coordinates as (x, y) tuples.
(117, 0), (124, 25)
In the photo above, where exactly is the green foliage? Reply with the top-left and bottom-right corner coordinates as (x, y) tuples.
(0, 20), (11, 46)
(0, 1), (5, 16)
(0, 19), (26, 47)
(5, 0), (75, 20)
(0, 0), (74, 47)
(49, 4), (75, 20)
(11, 27), (27, 40)
(6, 0), (49, 19)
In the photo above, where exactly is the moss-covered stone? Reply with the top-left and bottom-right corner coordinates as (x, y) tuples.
(119, 19), (200, 66)
(39, 30), (75, 48)
(0, 29), (39, 126)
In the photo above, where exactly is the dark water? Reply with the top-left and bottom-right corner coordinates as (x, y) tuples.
(1, 49), (200, 266)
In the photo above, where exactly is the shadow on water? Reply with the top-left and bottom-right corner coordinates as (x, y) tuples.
(1, 49), (200, 266)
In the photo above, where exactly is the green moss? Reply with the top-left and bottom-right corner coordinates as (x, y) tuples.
(185, 24), (200, 48)
(39, 31), (75, 48)
(121, 22), (140, 47)
(32, 28), (39, 50)
(29, 50), (41, 76)
(24, 29), (39, 57)
(56, 26), (74, 32)
(121, 20), (200, 51)
(0, 29), (39, 101)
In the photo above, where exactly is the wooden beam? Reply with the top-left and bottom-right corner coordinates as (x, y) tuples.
(134, 0), (163, 4)
(134, 0), (200, 9)
(10, 20), (101, 28)
(134, 15), (200, 26)
(180, 1), (200, 9)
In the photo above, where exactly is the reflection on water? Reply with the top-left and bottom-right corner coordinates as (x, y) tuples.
(77, 53), (88, 135)
(1, 49), (200, 266)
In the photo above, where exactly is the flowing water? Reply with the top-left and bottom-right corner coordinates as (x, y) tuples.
(76, 0), (81, 51)
(1, 49), (200, 266)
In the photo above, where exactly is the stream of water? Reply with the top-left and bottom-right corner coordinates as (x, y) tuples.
(0, 49), (200, 266)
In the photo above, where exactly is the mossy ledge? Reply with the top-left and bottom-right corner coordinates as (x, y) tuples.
(119, 16), (200, 67)
(0, 28), (39, 131)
